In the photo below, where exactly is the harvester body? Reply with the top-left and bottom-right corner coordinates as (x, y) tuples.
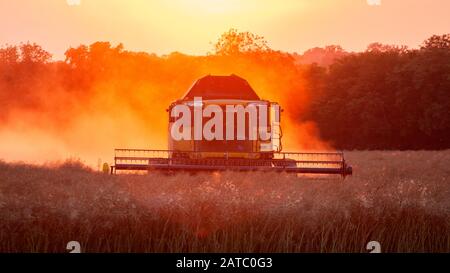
(112, 75), (352, 177)
(168, 98), (282, 159)
(168, 74), (281, 159)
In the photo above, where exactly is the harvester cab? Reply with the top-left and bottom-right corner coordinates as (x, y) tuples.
(111, 74), (352, 177)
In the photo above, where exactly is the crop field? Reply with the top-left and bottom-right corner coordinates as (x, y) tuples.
(0, 151), (449, 253)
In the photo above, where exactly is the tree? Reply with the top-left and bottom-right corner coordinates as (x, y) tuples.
(65, 45), (89, 68)
(0, 45), (19, 64)
(214, 29), (270, 55)
(19, 42), (52, 63)
(421, 34), (450, 50)
(366, 43), (408, 53)
(296, 45), (348, 66)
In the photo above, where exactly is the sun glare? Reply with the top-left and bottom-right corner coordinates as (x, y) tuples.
(177, 0), (239, 14)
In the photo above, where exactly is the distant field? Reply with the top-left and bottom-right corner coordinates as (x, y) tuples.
(0, 151), (449, 252)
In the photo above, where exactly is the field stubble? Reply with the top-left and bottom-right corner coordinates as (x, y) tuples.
(0, 151), (449, 252)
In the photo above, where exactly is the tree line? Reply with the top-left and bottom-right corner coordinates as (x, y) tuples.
(302, 35), (450, 149)
(0, 30), (449, 150)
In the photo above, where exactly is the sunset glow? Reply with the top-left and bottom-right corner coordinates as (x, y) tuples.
(0, 0), (448, 59)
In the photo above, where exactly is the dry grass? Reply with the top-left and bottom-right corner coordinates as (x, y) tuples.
(0, 151), (449, 252)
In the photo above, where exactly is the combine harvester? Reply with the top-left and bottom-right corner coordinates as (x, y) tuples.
(111, 75), (352, 177)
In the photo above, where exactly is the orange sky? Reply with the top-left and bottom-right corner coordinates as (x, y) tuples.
(0, 0), (449, 59)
